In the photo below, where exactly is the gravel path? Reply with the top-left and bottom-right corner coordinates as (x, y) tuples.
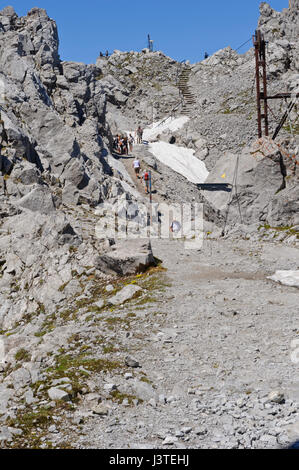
(72, 236), (299, 449)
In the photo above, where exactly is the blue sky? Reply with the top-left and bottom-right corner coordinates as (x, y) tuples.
(1, 0), (289, 64)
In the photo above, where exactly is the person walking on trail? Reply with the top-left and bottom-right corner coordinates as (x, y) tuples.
(124, 135), (129, 155)
(113, 135), (118, 153)
(170, 220), (181, 233)
(128, 134), (134, 153)
(136, 126), (143, 144)
(133, 158), (141, 178)
(142, 169), (150, 194)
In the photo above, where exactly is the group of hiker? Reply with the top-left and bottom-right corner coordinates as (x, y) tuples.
(133, 157), (151, 195)
(113, 134), (134, 155)
(112, 126), (150, 195)
(112, 126), (144, 156)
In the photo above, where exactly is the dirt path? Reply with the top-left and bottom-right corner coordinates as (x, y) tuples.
(72, 198), (299, 449)
(113, 145), (165, 205)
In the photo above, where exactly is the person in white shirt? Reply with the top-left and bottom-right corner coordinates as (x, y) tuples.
(133, 158), (141, 178)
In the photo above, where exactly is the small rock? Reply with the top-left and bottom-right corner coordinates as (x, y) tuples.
(108, 285), (142, 306)
(95, 300), (105, 309)
(92, 404), (110, 416)
(106, 284), (114, 293)
(104, 383), (117, 392)
(267, 391), (285, 404)
(159, 394), (167, 404)
(125, 356), (141, 368)
(24, 389), (35, 405)
(148, 398), (157, 407)
(48, 387), (70, 402)
(163, 435), (178, 445)
(124, 373), (133, 380)
(51, 377), (71, 386)
(166, 396), (177, 403)
(194, 427), (208, 436)
(181, 426), (192, 434)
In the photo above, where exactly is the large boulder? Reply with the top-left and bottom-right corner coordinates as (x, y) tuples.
(15, 186), (56, 214)
(95, 239), (155, 276)
(202, 138), (286, 225)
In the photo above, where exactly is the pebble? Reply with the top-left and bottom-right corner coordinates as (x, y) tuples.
(104, 384), (117, 392)
(124, 373), (133, 380)
(106, 284), (114, 293)
(163, 436), (178, 445)
(92, 404), (110, 416)
(125, 356), (141, 368)
(267, 391), (285, 404)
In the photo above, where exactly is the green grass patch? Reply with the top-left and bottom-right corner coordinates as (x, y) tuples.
(15, 349), (31, 362)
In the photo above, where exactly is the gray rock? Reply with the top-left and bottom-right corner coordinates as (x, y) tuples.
(16, 186), (56, 214)
(267, 391), (285, 404)
(95, 240), (155, 276)
(107, 285), (142, 306)
(125, 356), (141, 368)
(104, 383), (117, 392)
(48, 387), (70, 402)
(92, 404), (110, 416)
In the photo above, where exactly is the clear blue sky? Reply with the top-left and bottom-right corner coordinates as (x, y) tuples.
(1, 0), (289, 64)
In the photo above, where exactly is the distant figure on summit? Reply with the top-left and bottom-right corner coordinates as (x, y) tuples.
(204, 52), (209, 59)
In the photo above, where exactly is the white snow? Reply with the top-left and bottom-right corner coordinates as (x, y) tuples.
(268, 270), (299, 287)
(148, 141), (209, 184)
(143, 116), (190, 142)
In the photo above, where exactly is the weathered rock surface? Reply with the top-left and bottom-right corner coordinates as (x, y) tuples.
(95, 240), (155, 276)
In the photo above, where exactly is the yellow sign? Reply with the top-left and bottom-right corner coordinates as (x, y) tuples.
(221, 173), (226, 178)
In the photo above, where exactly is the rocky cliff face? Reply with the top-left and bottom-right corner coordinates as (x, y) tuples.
(0, 6), (156, 332)
(0, 6), (114, 203)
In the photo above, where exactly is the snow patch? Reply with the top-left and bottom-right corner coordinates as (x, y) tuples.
(143, 116), (189, 142)
(148, 141), (209, 184)
(268, 270), (299, 287)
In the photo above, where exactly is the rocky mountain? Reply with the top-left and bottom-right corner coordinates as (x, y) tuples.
(0, 2), (298, 449)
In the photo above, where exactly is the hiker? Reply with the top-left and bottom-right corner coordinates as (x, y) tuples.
(123, 135), (129, 155)
(136, 126), (143, 144)
(128, 134), (134, 153)
(170, 220), (181, 233)
(142, 169), (150, 194)
(133, 158), (141, 178)
(105, 50), (109, 57)
(113, 135), (119, 153)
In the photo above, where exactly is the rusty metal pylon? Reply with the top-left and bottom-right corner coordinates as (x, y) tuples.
(253, 29), (298, 140)
(253, 30), (269, 138)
